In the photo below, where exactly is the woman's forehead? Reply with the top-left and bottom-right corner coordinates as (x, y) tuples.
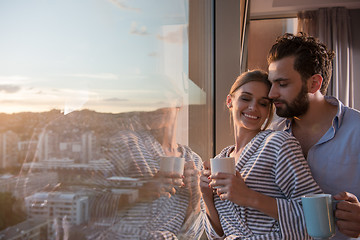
(236, 81), (270, 94)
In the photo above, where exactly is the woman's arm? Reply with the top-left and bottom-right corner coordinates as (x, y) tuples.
(274, 136), (323, 239)
(210, 171), (278, 220)
(200, 161), (224, 238)
(209, 132), (323, 239)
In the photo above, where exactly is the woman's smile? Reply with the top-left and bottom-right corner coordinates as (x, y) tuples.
(242, 112), (259, 120)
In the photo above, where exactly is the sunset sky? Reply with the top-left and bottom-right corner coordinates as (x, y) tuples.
(0, 0), (203, 114)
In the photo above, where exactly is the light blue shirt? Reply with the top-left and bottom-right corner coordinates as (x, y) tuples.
(271, 96), (360, 240)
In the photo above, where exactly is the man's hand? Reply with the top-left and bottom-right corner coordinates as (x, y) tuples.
(333, 191), (360, 238)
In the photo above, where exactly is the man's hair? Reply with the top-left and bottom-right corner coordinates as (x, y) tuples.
(267, 32), (335, 95)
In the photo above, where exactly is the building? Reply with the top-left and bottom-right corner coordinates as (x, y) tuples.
(81, 131), (96, 164)
(18, 140), (38, 163)
(38, 130), (58, 162)
(25, 192), (89, 226)
(0, 131), (19, 169)
(0, 219), (49, 240)
(58, 131), (97, 163)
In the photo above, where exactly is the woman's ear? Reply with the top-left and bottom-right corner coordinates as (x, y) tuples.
(226, 94), (232, 108)
(308, 74), (323, 94)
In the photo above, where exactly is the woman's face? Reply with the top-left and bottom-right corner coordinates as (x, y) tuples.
(228, 81), (271, 132)
(145, 107), (178, 130)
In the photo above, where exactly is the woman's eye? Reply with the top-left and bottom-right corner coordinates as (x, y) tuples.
(259, 101), (270, 107)
(240, 96), (251, 101)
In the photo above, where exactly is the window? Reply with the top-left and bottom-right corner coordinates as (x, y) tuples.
(247, 17), (298, 71)
(0, 0), (213, 239)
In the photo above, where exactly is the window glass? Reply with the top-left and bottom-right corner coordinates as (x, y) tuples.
(247, 18), (297, 71)
(0, 1), (211, 239)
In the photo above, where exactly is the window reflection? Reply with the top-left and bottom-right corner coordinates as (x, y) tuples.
(0, 0), (209, 239)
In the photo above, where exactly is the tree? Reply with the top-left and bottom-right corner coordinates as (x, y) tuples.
(0, 192), (26, 230)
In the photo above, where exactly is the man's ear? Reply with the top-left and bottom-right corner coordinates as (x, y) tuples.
(307, 74), (323, 93)
(226, 94), (232, 108)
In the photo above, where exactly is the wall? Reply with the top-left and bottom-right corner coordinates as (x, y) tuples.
(214, 0), (241, 154)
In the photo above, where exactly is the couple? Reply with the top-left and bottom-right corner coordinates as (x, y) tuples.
(201, 33), (360, 239)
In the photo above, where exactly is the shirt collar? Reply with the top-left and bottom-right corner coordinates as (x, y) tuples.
(324, 96), (345, 130)
(284, 96), (345, 133)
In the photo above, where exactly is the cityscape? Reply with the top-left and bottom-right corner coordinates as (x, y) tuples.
(0, 109), (144, 240)
(0, 1), (195, 239)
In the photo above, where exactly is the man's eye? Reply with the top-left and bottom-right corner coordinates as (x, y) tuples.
(279, 82), (287, 87)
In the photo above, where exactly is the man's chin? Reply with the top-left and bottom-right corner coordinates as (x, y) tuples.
(275, 109), (292, 118)
(275, 107), (284, 116)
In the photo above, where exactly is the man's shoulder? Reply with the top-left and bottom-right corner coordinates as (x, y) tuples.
(327, 96), (360, 121)
(343, 105), (360, 118)
(340, 106), (360, 131)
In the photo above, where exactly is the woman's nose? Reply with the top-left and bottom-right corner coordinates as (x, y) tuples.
(248, 102), (256, 110)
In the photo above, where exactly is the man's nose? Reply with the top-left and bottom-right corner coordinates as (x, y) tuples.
(268, 86), (279, 100)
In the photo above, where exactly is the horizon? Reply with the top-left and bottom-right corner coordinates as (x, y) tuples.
(0, 0), (206, 115)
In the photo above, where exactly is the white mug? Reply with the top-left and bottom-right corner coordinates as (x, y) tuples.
(210, 157), (235, 175)
(159, 156), (185, 175)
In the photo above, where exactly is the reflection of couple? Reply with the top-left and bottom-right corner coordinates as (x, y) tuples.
(96, 107), (203, 239)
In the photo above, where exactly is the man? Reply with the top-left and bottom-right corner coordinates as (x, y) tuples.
(267, 32), (360, 239)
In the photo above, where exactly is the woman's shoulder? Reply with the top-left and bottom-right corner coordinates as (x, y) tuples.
(109, 130), (153, 146)
(260, 130), (298, 145)
(265, 129), (291, 137)
(180, 144), (202, 161)
(215, 145), (235, 158)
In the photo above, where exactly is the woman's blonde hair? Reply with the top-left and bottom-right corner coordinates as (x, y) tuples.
(228, 69), (274, 130)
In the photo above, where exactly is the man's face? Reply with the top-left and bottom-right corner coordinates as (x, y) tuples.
(268, 56), (310, 118)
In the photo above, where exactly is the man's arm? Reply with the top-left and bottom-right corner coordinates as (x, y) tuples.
(333, 192), (360, 238)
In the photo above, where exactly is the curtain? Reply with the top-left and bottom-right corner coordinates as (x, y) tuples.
(298, 7), (354, 107)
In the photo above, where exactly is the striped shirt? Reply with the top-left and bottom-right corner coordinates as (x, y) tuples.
(97, 130), (204, 240)
(204, 130), (323, 240)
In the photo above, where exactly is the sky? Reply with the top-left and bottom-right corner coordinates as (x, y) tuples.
(0, 0), (204, 114)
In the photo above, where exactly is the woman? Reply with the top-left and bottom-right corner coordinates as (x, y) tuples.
(94, 106), (203, 240)
(200, 69), (322, 239)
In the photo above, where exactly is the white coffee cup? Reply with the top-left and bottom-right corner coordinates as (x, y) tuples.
(210, 157), (236, 175)
(159, 156), (185, 175)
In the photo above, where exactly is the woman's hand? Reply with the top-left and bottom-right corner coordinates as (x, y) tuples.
(199, 160), (213, 200)
(200, 160), (224, 236)
(210, 170), (279, 219)
(209, 171), (251, 206)
(183, 161), (200, 189)
(183, 161), (201, 213)
(158, 171), (184, 193)
(140, 171), (183, 201)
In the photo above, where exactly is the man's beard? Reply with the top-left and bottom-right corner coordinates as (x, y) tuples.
(275, 84), (309, 118)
